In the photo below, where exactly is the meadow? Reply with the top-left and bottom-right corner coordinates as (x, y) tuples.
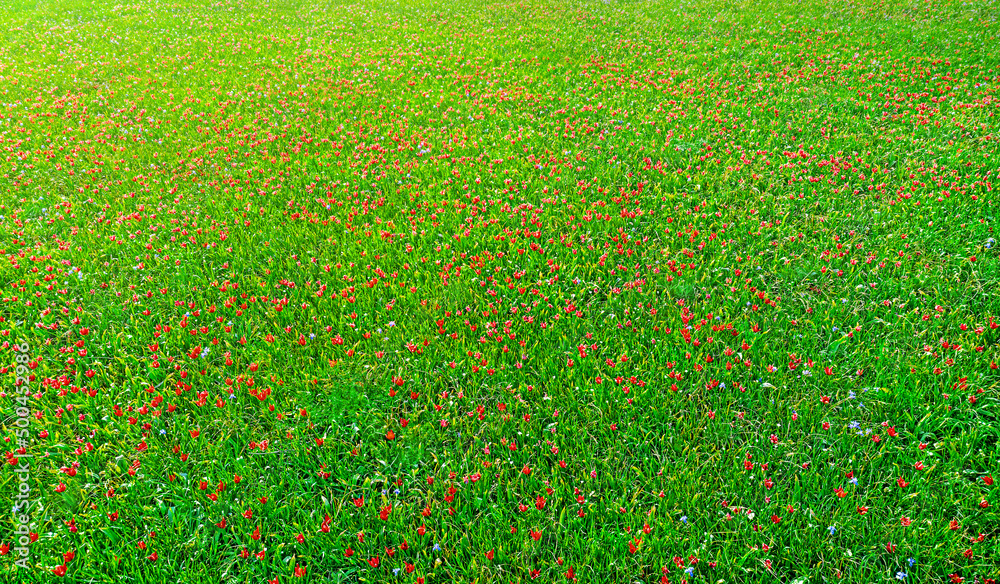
(1, 0), (999, 582)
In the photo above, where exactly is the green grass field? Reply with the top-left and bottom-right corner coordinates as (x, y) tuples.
(1, 0), (999, 582)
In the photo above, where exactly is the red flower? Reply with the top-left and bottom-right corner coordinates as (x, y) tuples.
(52, 564), (67, 577)
(984, 475), (994, 486)
(344, 547), (353, 558)
(368, 556), (379, 568)
(770, 514), (781, 524)
(294, 564), (307, 577)
(485, 549), (494, 560)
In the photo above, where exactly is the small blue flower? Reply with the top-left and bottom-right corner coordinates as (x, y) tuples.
(433, 543), (441, 552)
(849, 477), (858, 486)
(680, 515), (688, 524)
(685, 567), (695, 577)
(907, 558), (915, 567)
(896, 571), (906, 580)
(828, 525), (836, 535)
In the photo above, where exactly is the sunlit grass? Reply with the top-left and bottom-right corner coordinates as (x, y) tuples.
(0, 0), (999, 582)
